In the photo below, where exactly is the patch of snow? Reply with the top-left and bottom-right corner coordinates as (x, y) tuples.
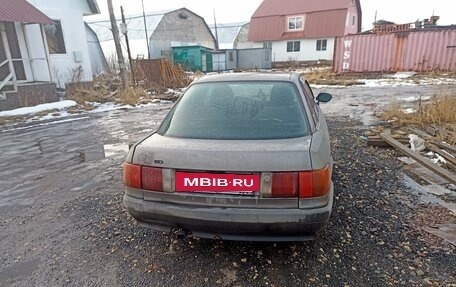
(34, 111), (70, 121)
(0, 100), (77, 117)
(363, 79), (417, 87)
(165, 88), (185, 96)
(311, 84), (347, 89)
(402, 108), (416, 114)
(402, 96), (418, 102)
(136, 102), (159, 108)
(90, 102), (133, 113)
(431, 154), (447, 165)
(392, 72), (417, 79)
(425, 151), (447, 165)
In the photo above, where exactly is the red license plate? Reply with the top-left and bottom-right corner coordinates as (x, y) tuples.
(175, 172), (260, 193)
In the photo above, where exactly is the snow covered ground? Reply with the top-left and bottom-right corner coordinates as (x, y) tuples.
(0, 100), (77, 117)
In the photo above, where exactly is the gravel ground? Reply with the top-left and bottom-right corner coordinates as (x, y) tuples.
(1, 113), (454, 287)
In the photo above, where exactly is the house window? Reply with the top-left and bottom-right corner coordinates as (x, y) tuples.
(287, 41), (300, 52)
(288, 17), (303, 31)
(316, 39), (327, 51)
(263, 42), (272, 49)
(44, 20), (66, 54)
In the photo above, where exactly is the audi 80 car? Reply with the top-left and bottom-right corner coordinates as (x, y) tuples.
(123, 72), (334, 241)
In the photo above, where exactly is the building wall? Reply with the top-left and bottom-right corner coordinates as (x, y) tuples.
(0, 82), (57, 111)
(234, 23), (264, 50)
(27, 0), (94, 88)
(271, 38), (335, 62)
(334, 29), (456, 73)
(85, 24), (108, 75)
(237, 41), (262, 50)
(150, 9), (215, 59)
(344, 1), (359, 35)
(172, 46), (206, 71)
(237, 48), (272, 69)
(225, 50), (237, 70)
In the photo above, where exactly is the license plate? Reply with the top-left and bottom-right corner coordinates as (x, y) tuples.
(175, 172), (260, 193)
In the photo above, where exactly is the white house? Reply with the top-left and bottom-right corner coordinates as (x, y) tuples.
(0, 0), (100, 110)
(247, 0), (362, 63)
(27, 0), (100, 87)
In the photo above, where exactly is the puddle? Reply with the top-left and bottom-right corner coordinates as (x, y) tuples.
(70, 175), (101, 192)
(79, 147), (105, 162)
(0, 258), (41, 285)
(403, 174), (456, 214)
(103, 143), (129, 157)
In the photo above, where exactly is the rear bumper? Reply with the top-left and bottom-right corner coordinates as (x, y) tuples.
(123, 187), (333, 241)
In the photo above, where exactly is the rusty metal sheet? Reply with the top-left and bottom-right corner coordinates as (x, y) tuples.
(334, 29), (456, 73)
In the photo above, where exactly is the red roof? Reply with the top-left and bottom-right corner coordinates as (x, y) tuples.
(0, 0), (53, 24)
(249, 0), (361, 42)
(304, 10), (348, 38)
(252, 0), (351, 17)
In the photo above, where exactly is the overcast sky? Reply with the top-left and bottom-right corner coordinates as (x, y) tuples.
(86, 0), (456, 31)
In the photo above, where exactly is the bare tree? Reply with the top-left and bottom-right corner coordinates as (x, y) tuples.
(107, 0), (128, 89)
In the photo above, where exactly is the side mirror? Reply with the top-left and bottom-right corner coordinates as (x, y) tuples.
(316, 92), (332, 103)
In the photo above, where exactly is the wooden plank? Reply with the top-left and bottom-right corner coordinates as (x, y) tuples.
(367, 136), (409, 147)
(408, 127), (433, 139)
(425, 125), (438, 136)
(433, 141), (456, 155)
(380, 132), (456, 185)
(428, 145), (456, 166)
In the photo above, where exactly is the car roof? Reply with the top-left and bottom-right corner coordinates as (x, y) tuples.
(194, 72), (302, 83)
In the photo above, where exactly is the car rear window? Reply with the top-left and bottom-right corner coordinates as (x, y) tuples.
(157, 81), (310, 140)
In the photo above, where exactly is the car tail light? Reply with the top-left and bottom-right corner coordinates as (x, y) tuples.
(270, 165), (331, 198)
(298, 171), (313, 198)
(142, 166), (163, 192)
(299, 165), (331, 198)
(123, 162), (141, 189)
(271, 172), (298, 197)
(123, 162), (165, 191)
(309, 165), (331, 197)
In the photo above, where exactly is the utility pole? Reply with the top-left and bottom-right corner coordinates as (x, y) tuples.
(141, 0), (150, 58)
(213, 9), (219, 50)
(121, 6), (135, 85)
(107, 0), (127, 89)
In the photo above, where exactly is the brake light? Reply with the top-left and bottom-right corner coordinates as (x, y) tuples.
(270, 165), (331, 198)
(299, 165), (331, 198)
(298, 171), (313, 198)
(271, 172), (298, 197)
(310, 165), (331, 197)
(123, 162), (141, 189)
(142, 166), (163, 192)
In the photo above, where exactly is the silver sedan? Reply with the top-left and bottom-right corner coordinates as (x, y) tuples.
(123, 72), (334, 241)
